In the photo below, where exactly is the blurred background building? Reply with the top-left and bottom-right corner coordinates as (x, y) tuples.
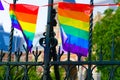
(0, 24), (24, 52)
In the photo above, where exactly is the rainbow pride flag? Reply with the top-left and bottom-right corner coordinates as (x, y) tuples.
(9, 4), (39, 51)
(58, 2), (93, 56)
(0, 0), (4, 10)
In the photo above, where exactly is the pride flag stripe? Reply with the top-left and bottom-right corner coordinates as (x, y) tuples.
(65, 34), (88, 48)
(0, 1), (4, 10)
(10, 11), (37, 23)
(63, 43), (88, 56)
(58, 8), (89, 22)
(61, 24), (89, 40)
(63, 0), (75, 3)
(11, 20), (21, 30)
(25, 39), (32, 48)
(19, 20), (36, 33)
(10, 4), (38, 15)
(59, 2), (93, 14)
(23, 30), (34, 41)
(58, 15), (89, 31)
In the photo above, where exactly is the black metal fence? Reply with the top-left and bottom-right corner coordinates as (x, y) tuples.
(0, 39), (120, 80)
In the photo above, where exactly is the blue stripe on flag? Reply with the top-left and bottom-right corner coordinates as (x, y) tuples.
(63, 0), (75, 3)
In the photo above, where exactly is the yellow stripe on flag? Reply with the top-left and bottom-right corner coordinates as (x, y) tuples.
(58, 15), (89, 31)
(19, 20), (36, 33)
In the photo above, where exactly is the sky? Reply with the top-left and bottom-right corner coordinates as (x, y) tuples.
(77, 0), (116, 14)
(0, 0), (116, 47)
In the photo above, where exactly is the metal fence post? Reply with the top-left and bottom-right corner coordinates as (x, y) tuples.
(87, 0), (94, 80)
(5, 0), (17, 80)
(42, 0), (54, 80)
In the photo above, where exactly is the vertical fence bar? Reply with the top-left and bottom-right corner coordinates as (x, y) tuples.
(50, 8), (60, 80)
(87, 0), (94, 80)
(8, 0), (17, 61)
(89, 0), (93, 63)
(8, 0), (17, 60)
(43, 0), (53, 80)
(5, 0), (17, 80)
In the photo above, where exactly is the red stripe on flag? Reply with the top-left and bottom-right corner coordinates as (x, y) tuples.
(58, 2), (93, 14)
(10, 4), (39, 15)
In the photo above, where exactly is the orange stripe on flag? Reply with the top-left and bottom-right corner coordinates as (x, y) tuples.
(58, 8), (90, 22)
(15, 11), (38, 23)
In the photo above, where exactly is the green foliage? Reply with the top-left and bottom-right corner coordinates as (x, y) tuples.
(0, 66), (5, 79)
(0, 65), (65, 80)
(0, 66), (42, 80)
(114, 0), (120, 3)
(28, 66), (41, 80)
(10, 66), (24, 80)
(93, 7), (120, 79)
(50, 66), (65, 80)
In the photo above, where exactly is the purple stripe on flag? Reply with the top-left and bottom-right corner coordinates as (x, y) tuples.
(63, 43), (88, 56)
(0, 1), (4, 10)
(11, 18), (22, 30)
(12, 22), (21, 30)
